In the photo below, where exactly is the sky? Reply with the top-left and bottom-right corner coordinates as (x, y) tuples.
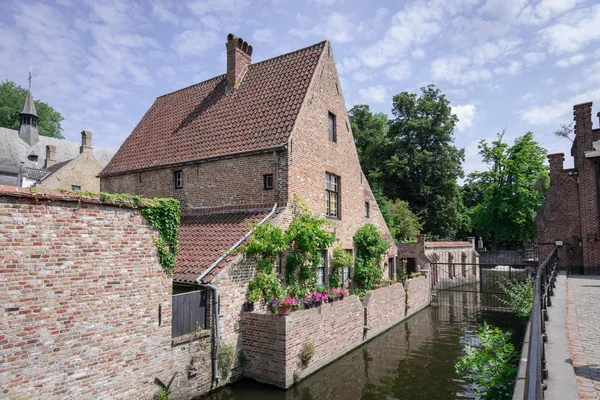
(1, 0), (600, 177)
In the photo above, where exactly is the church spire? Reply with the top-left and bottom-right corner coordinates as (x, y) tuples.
(18, 67), (39, 146)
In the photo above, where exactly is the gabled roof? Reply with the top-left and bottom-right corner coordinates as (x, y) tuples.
(101, 41), (327, 176)
(175, 210), (275, 283)
(21, 90), (37, 117)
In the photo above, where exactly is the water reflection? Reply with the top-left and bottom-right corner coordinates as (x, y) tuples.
(205, 292), (526, 400)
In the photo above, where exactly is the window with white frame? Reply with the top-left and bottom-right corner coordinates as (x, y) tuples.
(317, 250), (327, 285)
(325, 173), (339, 218)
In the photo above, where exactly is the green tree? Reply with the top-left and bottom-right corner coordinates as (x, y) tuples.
(353, 224), (390, 291)
(372, 187), (421, 242)
(469, 131), (549, 246)
(350, 86), (465, 240)
(0, 80), (64, 139)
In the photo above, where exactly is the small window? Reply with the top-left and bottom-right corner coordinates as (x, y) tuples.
(27, 154), (38, 162)
(317, 250), (327, 285)
(388, 257), (395, 280)
(328, 112), (337, 142)
(325, 173), (339, 218)
(174, 170), (183, 189)
(342, 249), (353, 282)
(263, 174), (273, 190)
(71, 185), (81, 191)
(365, 202), (370, 218)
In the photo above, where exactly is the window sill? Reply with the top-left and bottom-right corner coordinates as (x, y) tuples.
(172, 329), (210, 346)
(325, 216), (340, 221)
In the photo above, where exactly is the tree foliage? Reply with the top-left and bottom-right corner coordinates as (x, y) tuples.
(329, 247), (354, 288)
(373, 188), (421, 242)
(0, 80), (64, 139)
(353, 224), (390, 291)
(349, 85), (465, 239)
(468, 131), (548, 246)
(455, 322), (519, 400)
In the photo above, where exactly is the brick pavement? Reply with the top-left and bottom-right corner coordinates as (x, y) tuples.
(566, 275), (600, 399)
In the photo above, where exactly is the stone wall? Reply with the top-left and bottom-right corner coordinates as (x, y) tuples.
(406, 274), (431, 317)
(363, 283), (406, 339)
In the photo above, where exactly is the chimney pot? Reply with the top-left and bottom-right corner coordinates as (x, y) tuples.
(226, 33), (252, 94)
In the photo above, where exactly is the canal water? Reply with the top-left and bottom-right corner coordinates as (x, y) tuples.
(205, 291), (526, 400)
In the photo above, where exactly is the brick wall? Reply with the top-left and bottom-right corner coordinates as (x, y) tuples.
(0, 189), (172, 399)
(242, 281), (430, 389)
(37, 149), (103, 192)
(286, 41), (396, 258)
(406, 275), (431, 317)
(363, 283), (406, 339)
(101, 151), (288, 211)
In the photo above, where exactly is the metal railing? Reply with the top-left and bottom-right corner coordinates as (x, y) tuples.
(523, 246), (559, 399)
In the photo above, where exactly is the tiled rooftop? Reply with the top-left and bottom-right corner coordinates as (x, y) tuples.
(101, 41), (327, 176)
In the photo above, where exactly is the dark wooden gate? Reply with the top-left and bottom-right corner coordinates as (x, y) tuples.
(172, 290), (207, 338)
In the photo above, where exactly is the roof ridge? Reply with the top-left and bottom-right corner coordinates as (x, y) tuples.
(155, 40), (328, 101)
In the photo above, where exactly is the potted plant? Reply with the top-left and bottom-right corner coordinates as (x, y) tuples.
(244, 287), (261, 312)
(302, 294), (314, 309)
(277, 296), (299, 316)
(310, 291), (328, 306)
(332, 287), (348, 299)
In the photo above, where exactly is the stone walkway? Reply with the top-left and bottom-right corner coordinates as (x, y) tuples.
(567, 275), (600, 399)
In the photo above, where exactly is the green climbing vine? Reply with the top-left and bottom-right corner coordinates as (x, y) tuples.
(57, 189), (180, 274)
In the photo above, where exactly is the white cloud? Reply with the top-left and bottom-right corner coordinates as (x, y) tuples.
(384, 61), (411, 81)
(523, 51), (546, 67)
(520, 0), (583, 25)
(472, 38), (521, 66)
(152, 2), (181, 25)
(289, 12), (354, 43)
(540, 4), (600, 54)
(352, 70), (372, 82)
(411, 48), (426, 59)
(520, 88), (600, 125)
(337, 57), (361, 74)
(359, 85), (388, 103)
(431, 56), (492, 85)
(556, 53), (585, 68)
(585, 61), (600, 82)
(494, 60), (523, 75)
(253, 28), (274, 43)
(172, 29), (219, 57)
(480, 0), (527, 20)
(452, 104), (477, 131)
(310, 0), (338, 4)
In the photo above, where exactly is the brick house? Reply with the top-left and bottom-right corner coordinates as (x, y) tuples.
(536, 102), (600, 273)
(0, 89), (115, 191)
(100, 34), (397, 387)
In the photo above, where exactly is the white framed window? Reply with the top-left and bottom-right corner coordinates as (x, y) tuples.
(325, 173), (339, 218)
(317, 250), (327, 285)
(174, 170), (183, 189)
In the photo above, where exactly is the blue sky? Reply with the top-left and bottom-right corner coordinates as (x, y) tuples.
(1, 0), (599, 176)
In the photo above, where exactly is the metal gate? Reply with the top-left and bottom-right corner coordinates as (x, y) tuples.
(430, 262), (535, 310)
(172, 290), (207, 338)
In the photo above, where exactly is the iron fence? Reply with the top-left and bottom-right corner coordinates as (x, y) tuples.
(521, 247), (559, 400)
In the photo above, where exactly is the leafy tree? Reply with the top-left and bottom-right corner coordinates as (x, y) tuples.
(0, 80), (64, 139)
(468, 131), (549, 246)
(456, 322), (519, 400)
(373, 187), (421, 242)
(329, 247), (354, 288)
(349, 85), (465, 240)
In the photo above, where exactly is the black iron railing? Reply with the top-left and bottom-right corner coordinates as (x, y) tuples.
(523, 246), (559, 399)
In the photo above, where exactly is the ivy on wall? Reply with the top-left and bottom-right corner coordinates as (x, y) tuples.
(56, 189), (180, 274)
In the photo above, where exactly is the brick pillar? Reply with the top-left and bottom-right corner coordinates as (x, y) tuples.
(80, 130), (92, 154)
(573, 102), (600, 272)
(548, 153), (564, 186)
(45, 145), (56, 168)
(226, 34), (252, 93)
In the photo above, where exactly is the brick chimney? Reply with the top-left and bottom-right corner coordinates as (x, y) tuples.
(80, 130), (92, 154)
(226, 33), (252, 94)
(45, 145), (56, 168)
(548, 153), (564, 172)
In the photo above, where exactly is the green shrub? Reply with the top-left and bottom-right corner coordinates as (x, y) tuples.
(455, 322), (519, 400)
(237, 349), (249, 370)
(217, 344), (236, 379)
(329, 247), (354, 288)
(498, 278), (534, 319)
(299, 342), (315, 368)
(353, 224), (390, 291)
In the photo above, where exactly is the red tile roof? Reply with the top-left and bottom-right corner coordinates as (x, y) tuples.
(425, 241), (473, 248)
(174, 211), (273, 283)
(100, 41), (327, 176)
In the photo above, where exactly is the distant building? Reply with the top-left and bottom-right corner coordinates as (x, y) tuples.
(536, 102), (600, 273)
(0, 88), (115, 191)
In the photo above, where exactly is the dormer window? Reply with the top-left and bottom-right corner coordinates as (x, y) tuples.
(174, 170), (183, 189)
(28, 154), (38, 162)
(328, 112), (336, 142)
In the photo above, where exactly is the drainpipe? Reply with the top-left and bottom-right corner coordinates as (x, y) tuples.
(273, 151), (280, 193)
(193, 202), (278, 383)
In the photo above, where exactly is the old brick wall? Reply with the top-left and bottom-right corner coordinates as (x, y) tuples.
(0, 189), (173, 400)
(286, 41), (396, 258)
(242, 295), (365, 388)
(406, 275), (431, 317)
(363, 283), (406, 340)
(101, 151), (288, 211)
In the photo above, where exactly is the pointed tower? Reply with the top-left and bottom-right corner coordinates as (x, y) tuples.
(18, 70), (39, 146)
